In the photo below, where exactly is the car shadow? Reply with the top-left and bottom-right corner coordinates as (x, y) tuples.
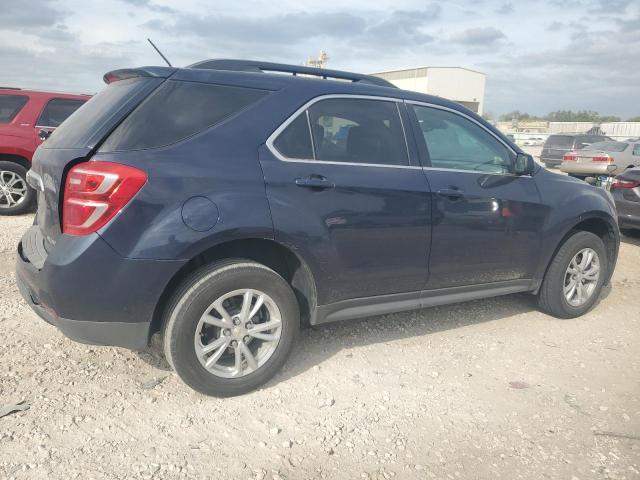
(136, 288), (613, 388)
(271, 292), (541, 385)
(135, 292), (541, 376)
(620, 232), (640, 246)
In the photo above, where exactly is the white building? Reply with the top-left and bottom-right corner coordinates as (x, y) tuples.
(372, 66), (486, 115)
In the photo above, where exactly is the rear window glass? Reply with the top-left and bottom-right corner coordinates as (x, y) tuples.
(545, 135), (574, 147)
(45, 77), (160, 149)
(584, 141), (628, 152)
(100, 81), (268, 152)
(273, 113), (314, 159)
(37, 98), (86, 127)
(0, 95), (28, 123)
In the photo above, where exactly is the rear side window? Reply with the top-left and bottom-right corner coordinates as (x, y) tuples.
(273, 97), (409, 166)
(273, 113), (314, 159)
(309, 98), (408, 166)
(633, 144), (640, 156)
(100, 81), (267, 152)
(36, 98), (86, 127)
(0, 95), (28, 123)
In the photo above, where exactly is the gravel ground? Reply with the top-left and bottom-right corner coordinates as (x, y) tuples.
(1, 213), (639, 480)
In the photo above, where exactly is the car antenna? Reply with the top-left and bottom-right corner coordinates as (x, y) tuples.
(147, 38), (172, 67)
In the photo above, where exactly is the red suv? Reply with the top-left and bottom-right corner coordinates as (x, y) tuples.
(0, 88), (89, 214)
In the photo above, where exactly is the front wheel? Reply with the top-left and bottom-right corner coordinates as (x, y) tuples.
(538, 231), (607, 318)
(0, 161), (36, 215)
(163, 260), (299, 396)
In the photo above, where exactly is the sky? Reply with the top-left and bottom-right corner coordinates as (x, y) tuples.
(1, 0), (639, 118)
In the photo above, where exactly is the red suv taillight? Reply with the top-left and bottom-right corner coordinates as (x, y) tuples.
(62, 161), (147, 236)
(611, 179), (640, 190)
(563, 154), (577, 161)
(591, 156), (613, 163)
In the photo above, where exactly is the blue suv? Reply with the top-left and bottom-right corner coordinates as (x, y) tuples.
(16, 60), (619, 396)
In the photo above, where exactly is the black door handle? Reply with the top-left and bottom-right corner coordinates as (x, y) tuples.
(295, 175), (334, 190)
(436, 188), (464, 199)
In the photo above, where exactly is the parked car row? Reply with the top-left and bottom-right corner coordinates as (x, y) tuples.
(0, 88), (89, 215)
(540, 134), (612, 168)
(538, 134), (640, 236)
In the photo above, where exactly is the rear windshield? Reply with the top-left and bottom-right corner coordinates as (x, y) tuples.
(545, 135), (574, 147)
(0, 94), (28, 123)
(99, 81), (268, 152)
(583, 141), (628, 152)
(44, 77), (161, 149)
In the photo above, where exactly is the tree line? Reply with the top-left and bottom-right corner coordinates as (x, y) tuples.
(486, 110), (640, 123)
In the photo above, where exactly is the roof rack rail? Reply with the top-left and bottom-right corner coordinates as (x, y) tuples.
(0, 86), (21, 90)
(187, 59), (396, 89)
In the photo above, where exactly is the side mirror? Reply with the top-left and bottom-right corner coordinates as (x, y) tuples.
(514, 153), (535, 176)
(38, 129), (51, 141)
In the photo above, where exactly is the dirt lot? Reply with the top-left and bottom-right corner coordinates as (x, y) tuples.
(1, 212), (639, 480)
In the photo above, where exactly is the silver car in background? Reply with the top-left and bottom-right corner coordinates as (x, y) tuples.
(560, 140), (640, 178)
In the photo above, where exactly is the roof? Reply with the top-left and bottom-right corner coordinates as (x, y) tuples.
(188, 59), (396, 88)
(0, 87), (91, 98)
(372, 66), (486, 77)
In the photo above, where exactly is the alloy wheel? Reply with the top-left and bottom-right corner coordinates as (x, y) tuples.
(194, 289), (283, 378)
(563, 248), (600, 307)
(0, 170), (27, 209)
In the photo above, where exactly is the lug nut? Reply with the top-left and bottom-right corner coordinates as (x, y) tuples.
(243, 335), (250, 343)
(233, 317), (241, 326)
(231, 340), (238, 347)
(223, 329), (230, 337)
(246, 322), (253, 329)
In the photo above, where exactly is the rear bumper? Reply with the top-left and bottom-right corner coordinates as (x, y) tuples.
(541, 157), (563, 167)
(16, 231), (185, 350)
(560, 162), (616, 176)
(17, 275), (150, 348)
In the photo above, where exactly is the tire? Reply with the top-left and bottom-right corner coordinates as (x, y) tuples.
(538, 231), (607, 318)
(163, 259), (299, 396)
(0, 161), (36, 215)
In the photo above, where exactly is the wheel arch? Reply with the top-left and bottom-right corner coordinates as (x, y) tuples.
(149, 238), (317, 339)
(535, 214), (619, 294)
(0, 154), (31, 171)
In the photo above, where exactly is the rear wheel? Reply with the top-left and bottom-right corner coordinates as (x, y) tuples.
(538, 231), (607, 318)
(163, 260), (299, 396)
(0, 161), (35, 215)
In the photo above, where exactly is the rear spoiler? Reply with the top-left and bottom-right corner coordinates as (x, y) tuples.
(103, 66), (176, 84)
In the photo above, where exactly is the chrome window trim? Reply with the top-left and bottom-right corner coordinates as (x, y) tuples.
(266, 93), (417, 170)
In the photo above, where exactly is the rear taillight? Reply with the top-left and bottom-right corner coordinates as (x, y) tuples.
(611, 178), (640, 190)
(591, 156), (613, 162)
(62, 161), (147, 236)
(563, 154), (577, 161)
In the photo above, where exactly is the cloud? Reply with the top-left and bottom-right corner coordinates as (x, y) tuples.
(451, 27), (507, 48)
(482, 19), (640, 117)
(0, 0), (66, 30)
(144, 7), (441, 62)
(495, 3), (515, 14)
